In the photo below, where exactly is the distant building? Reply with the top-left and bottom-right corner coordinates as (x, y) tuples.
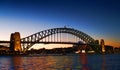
(114, 47), (120, 53)
(0, 45), (9, 51)
(0, 45), (9, 54)
(105, 45), (114, 53)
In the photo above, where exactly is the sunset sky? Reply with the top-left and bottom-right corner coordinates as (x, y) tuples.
(0, 0), (120, 49)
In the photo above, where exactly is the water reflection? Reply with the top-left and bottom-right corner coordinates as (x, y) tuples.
(13, 56), (24, 70)
(101, 55), (106, 70)
(0, 56), (12, 70)
(79, 53), (89, 70)
(0, 54), (120, 70)
(12, 55), (75, 70)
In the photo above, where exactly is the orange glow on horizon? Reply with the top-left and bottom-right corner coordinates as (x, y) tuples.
(104, 39), (120, 47)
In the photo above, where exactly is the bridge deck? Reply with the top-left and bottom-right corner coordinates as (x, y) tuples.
(0, 41), (87, 45)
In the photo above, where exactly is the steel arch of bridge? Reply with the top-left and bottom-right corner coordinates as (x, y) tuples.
(21, 27), (96, 51)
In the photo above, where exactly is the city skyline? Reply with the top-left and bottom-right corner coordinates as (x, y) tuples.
(0, 0), (120, 49)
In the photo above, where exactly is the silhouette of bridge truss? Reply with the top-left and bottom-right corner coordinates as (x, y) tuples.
(0, 27), (102, 53)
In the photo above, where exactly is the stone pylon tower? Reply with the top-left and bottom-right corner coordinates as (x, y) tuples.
(10, 32), (22, 52)
(100, 39), (105, 53)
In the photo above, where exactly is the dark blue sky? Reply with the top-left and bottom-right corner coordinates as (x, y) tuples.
(0, 0), (120, 47)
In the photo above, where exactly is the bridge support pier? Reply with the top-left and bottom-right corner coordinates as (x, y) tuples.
(10, 32), (22, 52)
(100, 39), (105, 53)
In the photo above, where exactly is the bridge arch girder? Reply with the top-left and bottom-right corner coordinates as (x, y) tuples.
(21, 27), (95, 51)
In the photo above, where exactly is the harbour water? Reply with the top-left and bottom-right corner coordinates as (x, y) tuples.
(0, 54), (120, 70)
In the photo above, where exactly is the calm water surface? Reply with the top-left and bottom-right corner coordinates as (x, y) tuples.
(0, 54), (120, 70)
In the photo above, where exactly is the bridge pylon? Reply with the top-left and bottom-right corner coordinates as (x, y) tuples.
(10, 32), (22, 52)
(100, 39), (105, 53)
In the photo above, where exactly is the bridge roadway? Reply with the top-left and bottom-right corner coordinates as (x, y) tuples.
(0, 41), (88, 45)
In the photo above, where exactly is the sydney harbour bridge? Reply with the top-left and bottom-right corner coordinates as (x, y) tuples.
(0, 27), (105, 54)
